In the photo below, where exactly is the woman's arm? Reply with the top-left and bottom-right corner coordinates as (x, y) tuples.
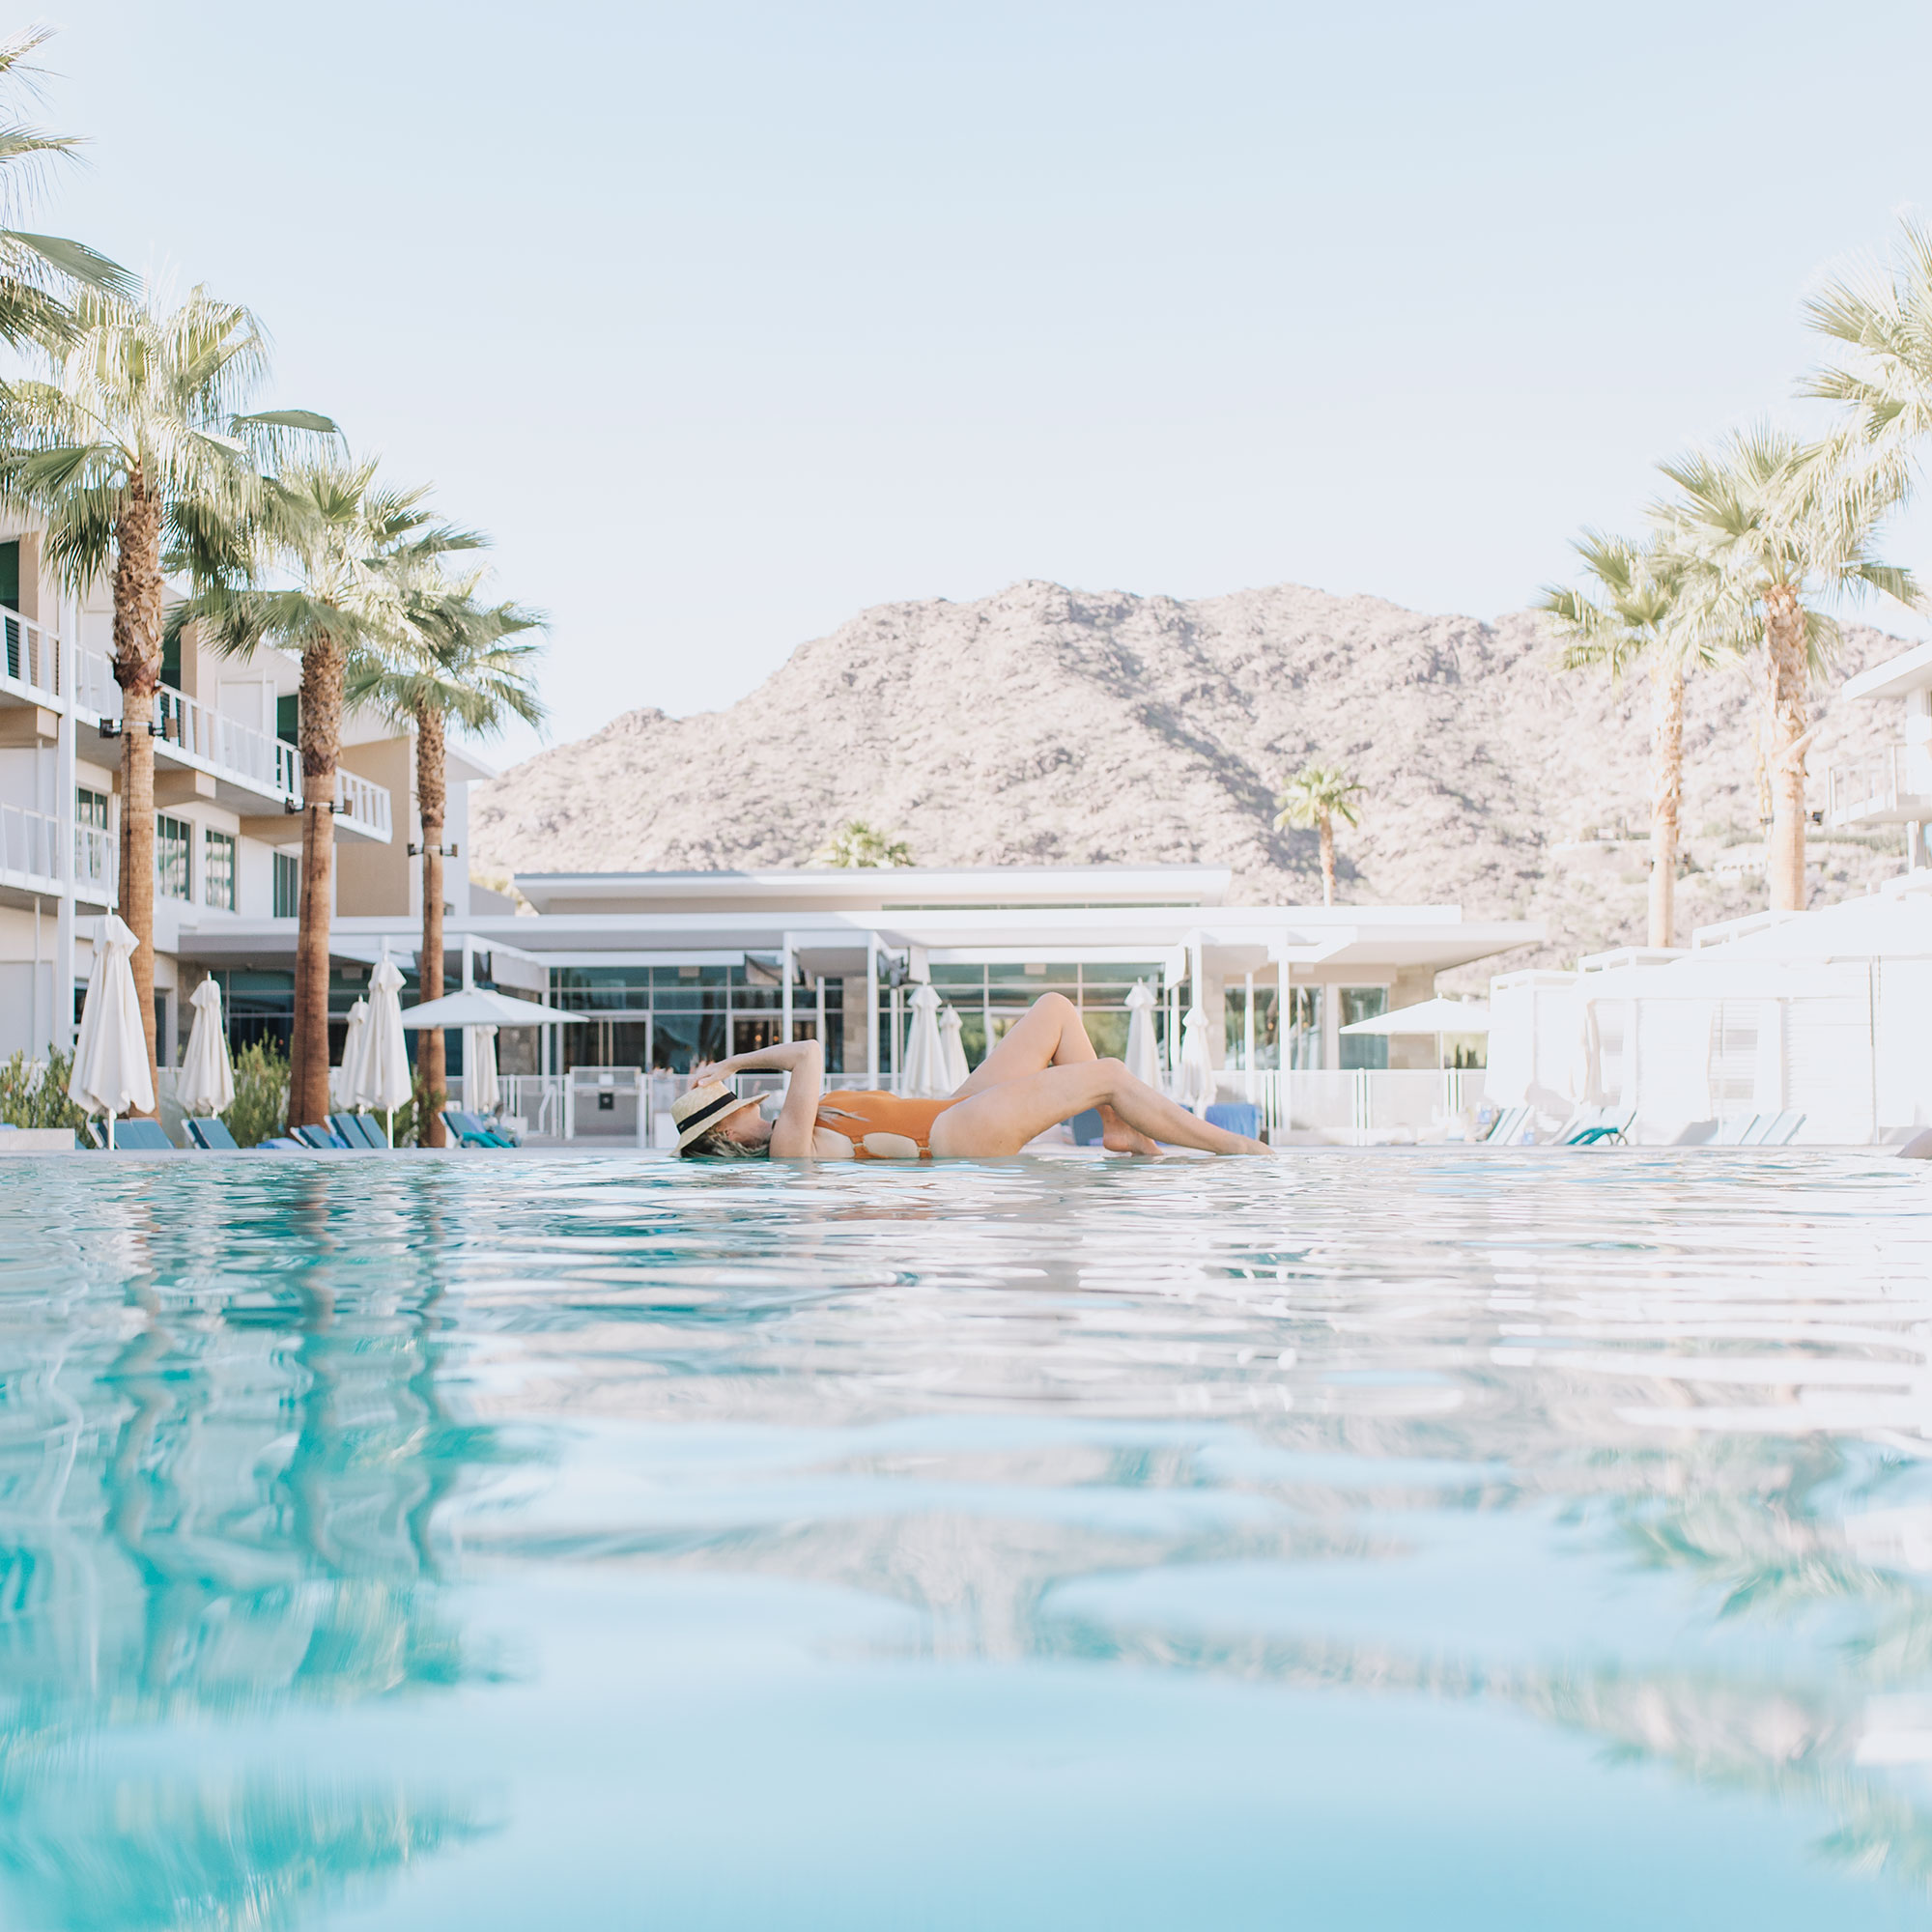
(694, 1038), (825, 1158)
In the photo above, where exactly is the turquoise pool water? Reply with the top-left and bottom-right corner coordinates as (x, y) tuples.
(4, 1151), (1932, 1928)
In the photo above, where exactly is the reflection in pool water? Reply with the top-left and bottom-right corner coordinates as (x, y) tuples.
(3, 1151), (1932, 1928)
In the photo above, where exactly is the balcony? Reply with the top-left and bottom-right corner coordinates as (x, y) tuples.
(1827, 743), (1932, 828)
(0, 803), (114, 907)
(0, 610), (116, 717)
(330, 765), (391, 842)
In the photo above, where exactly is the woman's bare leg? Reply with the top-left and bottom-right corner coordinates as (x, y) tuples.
(950, 992), (1153, 1152)
(930, 1058), (1272, 1159)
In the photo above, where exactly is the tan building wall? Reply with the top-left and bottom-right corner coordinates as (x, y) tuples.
(335, 737), (413, 918)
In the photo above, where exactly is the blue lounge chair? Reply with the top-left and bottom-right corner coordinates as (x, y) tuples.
(1759, 1111), (1805, 1146)
(1205, 1102), (1263, 1141)
(442, 1107), (516, 1149)
(186, 1117), (240, 1151)
(258, 1136), (304, 1151)
(110, 1119), (175, 1151)
(1067, 1108), (1106, 1147)
(1481, 1106), (1532, 1145)
(292, 1123), (351, 1150)
(329, 1111), (386, 1149)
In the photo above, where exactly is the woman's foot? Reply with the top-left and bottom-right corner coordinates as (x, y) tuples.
(1098, 1105), (1161, 1155)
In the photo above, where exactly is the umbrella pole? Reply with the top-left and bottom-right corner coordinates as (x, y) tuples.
(385, 1108), (393, 1149)
(106, 1113), (114, 1151)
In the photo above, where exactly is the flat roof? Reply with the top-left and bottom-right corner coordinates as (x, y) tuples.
(1844, 640), (1932, 702)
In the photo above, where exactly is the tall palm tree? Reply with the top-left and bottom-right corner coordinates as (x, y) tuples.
(184, 459), (479, 1127)
(0, 289), (333, 1103)
(1540, 533), (1710, 949)
(814, 820), (914, 867)
(1274, 764), (1365, 906)
(0, 27), (133, 346)
(344, 582), (544, 1145)
(1653, 427), (1915, 913)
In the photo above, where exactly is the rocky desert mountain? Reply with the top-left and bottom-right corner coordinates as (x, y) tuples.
(471, 580), (1915, 985)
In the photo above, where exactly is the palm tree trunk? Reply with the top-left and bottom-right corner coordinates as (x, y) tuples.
(1319, 814), (1335, 906)
(111, 489), (163, 1113)
(416, 704), (447, 1147)
(290, 635), (344, 1127)
(1763, 584), (1810, 914)
(1648, 656), (1684, 950)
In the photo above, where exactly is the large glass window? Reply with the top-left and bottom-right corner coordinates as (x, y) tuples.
(1338, 986), (1389, 1071)
(917, 963), (1165, 1073)
(74, 785), (110, 887)
(1286, 985), (1323, 1069)
(273, 850), (299, 918)
(156, 814), (190, 900)
(1223, 980), (1281, 1070)
(204, 830), (237, 911)
(548, 962), (841, 1075)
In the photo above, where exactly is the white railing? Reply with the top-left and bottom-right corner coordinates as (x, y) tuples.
(0, 801), (60, 885)
(0, 611), (117, 713)
(495, 1073), (564, 1139)
(333, 766), (391, 838)
(1270, 1068), (1483, 1143)
(1828, 743), (1932, 827)
(145, 682), (299, 797)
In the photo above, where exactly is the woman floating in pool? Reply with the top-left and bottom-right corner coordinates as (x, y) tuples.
(674, 991), (1273, 1160)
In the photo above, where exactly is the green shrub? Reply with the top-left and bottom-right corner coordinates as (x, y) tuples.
(223, 1040), (290, 1149)
(0, 1050), (93, 1141)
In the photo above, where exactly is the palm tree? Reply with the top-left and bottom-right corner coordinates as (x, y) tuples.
(0, 288), (333, 1104)
(1274, 764), (1364, 906)
(1653, 427), (1915, 913)
(0, 27), (133, 345)
(184, 459), (478, 1127)
(344, 581), (544, 1146)
(815, 820), (914, 867)
(1540, 533), (1711, 949)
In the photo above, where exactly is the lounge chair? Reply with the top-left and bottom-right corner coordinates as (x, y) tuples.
(1567, 1107), (1636, 1147)
(441, 1107), (517, 1149)
(1714, 1115), (1756, 1145)
(110, 1119), (175, 1151)
(329, 1112), (387, 1150)
(186, 1117), (240, 1151)
(291, 1122), (351, 1150)
(1067, 1108), (1106, 1147)
(1481, 1106), (1532, 1146)
(1758, 1110), (1805, 1146)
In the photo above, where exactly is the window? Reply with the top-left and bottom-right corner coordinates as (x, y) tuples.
(75, 786), (108, 832)
(276, 693), (299, 745)
(1286, 985), (1323, 1069)
(156, 814), (190, 900)
(273, 849), (299, 919)
(1338, 986), (1388, 1071)
(204, 830), (237, 911)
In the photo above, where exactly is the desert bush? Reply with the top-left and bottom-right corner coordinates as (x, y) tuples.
(0, 1050), (93, 1140)
(223, 1040), (290, 1148)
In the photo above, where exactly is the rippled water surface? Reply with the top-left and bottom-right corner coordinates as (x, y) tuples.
(5, 1149), (1932, 1928)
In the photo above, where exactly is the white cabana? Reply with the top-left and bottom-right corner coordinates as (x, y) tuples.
(355, 955), (413, 1143)
(176, 979), (235, 1117)
(331, 997), (369, 1111)
(467, 1024), (500, 1113)
(900, 982), (949, 1097)
(938, 1003), (971, 1092)
(69, 913), (154, 1143)
(1124, 980), (1160, 1088)
(1176, 1005), (1215, 1114)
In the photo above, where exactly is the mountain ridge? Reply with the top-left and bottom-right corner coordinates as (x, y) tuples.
(470, 578), (1912, 981)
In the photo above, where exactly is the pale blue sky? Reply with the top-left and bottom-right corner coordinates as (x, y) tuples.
(28, 1), (1932, 763)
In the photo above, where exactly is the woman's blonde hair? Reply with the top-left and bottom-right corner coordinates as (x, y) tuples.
(678, 1125), (771, 1160)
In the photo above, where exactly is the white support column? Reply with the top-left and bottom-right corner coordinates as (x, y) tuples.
(1277, 944), (1292, 1140)
(54, 613), (75, 1052)
(781, 933), (794, 1044)
(865, 932), (878, 1086)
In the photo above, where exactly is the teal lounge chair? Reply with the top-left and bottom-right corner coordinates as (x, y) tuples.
(292, 1123), (351, 1150)
(186, 1118), (240, 1151)
(111, 1119), (174, 1151)
(1481, 1106), (1532, 1145)
(442, 1108), (516, 1149)
(330, 1112), (387, 1149)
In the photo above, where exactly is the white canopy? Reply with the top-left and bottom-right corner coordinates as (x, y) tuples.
(1124, 980), (1160, 1087)
(355, 955), (413, 1122)
(900, 982), (949, 1098)
(177, 978), (235, 1116)
(400, 987), (570, 1029)
(70, 914), (154, 1126)
(938, 1003), (971, 1092)
(1341, 998), (1491, 1037)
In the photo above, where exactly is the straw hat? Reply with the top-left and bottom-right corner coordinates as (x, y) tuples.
(671, 1080), (763, 1151)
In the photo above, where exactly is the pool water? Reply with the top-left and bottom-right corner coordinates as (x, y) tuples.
(4, 1151), (1932, 1929)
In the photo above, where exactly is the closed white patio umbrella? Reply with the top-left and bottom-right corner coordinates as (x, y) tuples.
(331, 997), (369, 1111)
(70, 913), (154, 1144)
(1123, 980), (1160, 1088)
(900, 982), (949, 1097)
(467, 1024), (500, 1113)
(177, 979), (235, 1118)
(355, 955), (413, 1145)
(1176, 1005), (1216, 1115)
(938, 1003), (970, 1092)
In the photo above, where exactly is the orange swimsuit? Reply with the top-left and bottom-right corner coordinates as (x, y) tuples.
(814, 1090), (957, 1160)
